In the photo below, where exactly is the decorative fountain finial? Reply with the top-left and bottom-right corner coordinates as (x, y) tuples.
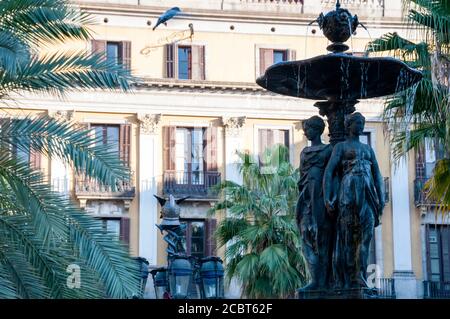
(336, 0), (341, 10)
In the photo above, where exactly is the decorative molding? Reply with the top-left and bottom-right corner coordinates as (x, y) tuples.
(222, 116), (246, 137)
(138, 113), (161, 135)
(79, 199), (87, 209)
(124, 199), (132, 211)
(49, 110), (74, 122)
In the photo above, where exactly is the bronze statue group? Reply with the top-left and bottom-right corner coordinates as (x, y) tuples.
(296, 113), (385, 293)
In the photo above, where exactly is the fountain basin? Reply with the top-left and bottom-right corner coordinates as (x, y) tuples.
(256, 53), (422, 101)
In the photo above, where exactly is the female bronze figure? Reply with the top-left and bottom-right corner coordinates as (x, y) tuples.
(323, 112), (385, 289)
(296, 116), (333, 291)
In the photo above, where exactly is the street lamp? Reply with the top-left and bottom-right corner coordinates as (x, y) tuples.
(168, 255), (193, 299)
(150, 267), (168, 299)
(197, 256), (224, 299)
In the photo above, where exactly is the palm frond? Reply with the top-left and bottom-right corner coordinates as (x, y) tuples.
(0, 0), (93, 47)
(0, 51), (136, 98)
(0, 116), (129, 186)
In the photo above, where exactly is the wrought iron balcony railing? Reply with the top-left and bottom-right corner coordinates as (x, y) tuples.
(423, 281), (450, 299)
(376, 278), (396, 299)
(163, 170), (221, 198)
(75, 171), (135, 199)
(414, 178), (437, 206)
(51, 177), (70, 196)
(321, 0), (384, 8)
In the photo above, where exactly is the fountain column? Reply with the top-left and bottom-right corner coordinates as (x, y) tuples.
(315, 101), (358, 145)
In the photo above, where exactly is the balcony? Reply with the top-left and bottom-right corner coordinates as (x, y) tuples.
(414, 178), (437, 207)
(376, 278), (396, 299)
(424, 281), (450, 299)
(75, 172), (136, 199)
(163, 170), (221, 199)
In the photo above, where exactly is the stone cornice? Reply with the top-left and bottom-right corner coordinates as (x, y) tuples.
(136, 78), (268, 95)
(74, 1), (405, 28)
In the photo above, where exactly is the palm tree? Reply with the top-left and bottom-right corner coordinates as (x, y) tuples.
(366, 0), (450, 211)
(209, 145), (308, 298)
(0, 0), (142, 298)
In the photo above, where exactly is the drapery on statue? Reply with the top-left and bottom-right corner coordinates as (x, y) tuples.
(323, 112), (385, 289)
(296, 116), (333, 291)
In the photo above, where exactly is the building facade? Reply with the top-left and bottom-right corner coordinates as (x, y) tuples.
(5, 0), (449, 298)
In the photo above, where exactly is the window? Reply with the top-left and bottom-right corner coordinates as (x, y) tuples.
(98, 217), (130, 244)
(181, 220), (206, 259)
(258, 128), (289, 160)
(181, 218), (217, 259)
(2, 119), (41, 170)
(359, 132), (372, 146)
(427, 225), (450, 282)
(165, 44), (205, 80)
(106, 42), (122, 67)
(259, 48), (295, 76)
(92, 124), (120, 153)
(273, 50), (288, 64)
(175, 127), (205, 184)
(91, 40), (131, 72)
(178, 46), (192, 80)
(89, 123), (131, 167)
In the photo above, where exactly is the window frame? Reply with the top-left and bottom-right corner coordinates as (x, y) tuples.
(253, 124), (294, 165)
(177, 45), (192, 80)
(255, 45), (295, 78)
(180, 218), (207, 259)
(426, 224), (450, 282)
(91, 123), (121, 153)
(106, 41), (123, 67)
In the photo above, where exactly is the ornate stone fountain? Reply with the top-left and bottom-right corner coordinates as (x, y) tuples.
(256, 0), (422, 298)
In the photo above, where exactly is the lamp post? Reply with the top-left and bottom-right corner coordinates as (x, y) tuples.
(198, 256), (225, 299)
(153, 194), (224, 299)
(168, 255), (193, 299)
(150, 267), (168, 299)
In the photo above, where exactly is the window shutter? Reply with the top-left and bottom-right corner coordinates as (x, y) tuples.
(205, 218), (217, 256)
(163, 126), (176, 170)
(259, 48), (274, 76)
(91, 40), (107, 58)
(205, 126), (217, 171)
(121, 41), (132, 73)
(120, 217), (130, 245)
(120, 124), (131, 167)
(164, 44), (176, 78)
(191, 45), (205, 80)
(289, 49), (297, 61)
(29, 149), (41, 170)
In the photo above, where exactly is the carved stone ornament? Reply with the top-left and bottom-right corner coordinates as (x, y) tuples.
(49, 110), (74, 122)
(138, 113), (161, 135)
(222, 116), (246, 137)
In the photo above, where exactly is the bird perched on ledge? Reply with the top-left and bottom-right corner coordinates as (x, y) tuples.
(153, 7), (182, 31)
